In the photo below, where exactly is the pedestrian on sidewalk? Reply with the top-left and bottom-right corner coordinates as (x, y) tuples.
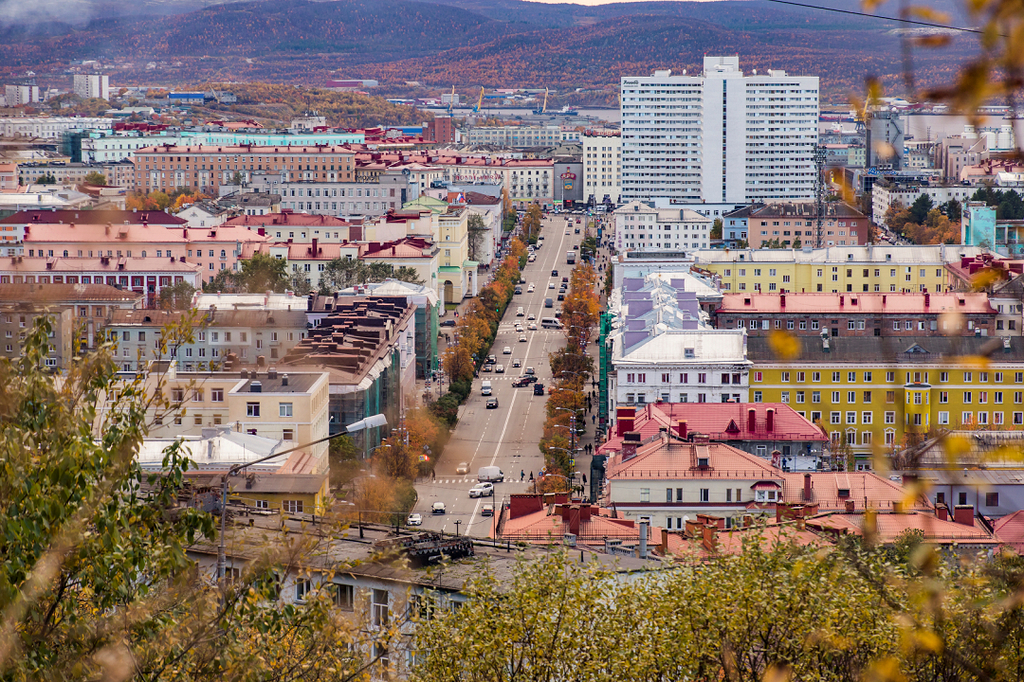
(431, 469), (436, 482)
(520, 470), (525, 482)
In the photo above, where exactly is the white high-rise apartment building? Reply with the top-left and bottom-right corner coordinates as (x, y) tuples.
(4, 85), (40, 106)
(581, 130), (621, 204)
(620, 56), (819, 205)
(73, 75), (110, 101)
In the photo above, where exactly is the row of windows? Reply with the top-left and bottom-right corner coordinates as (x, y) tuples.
(623, 372), (743, 384)
(753, 370), (1023, 384)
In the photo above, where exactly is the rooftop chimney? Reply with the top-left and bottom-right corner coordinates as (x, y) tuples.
(638, 519), (649, 559)
(700, 523), (717, 553)
(803, 473), (812, 501)
(766, 408), (775, 433)
(677, 420), (687, 440)
(845, 499), (855, 513)
(282, 373), (289, 387)
(616, 406), (637, 437)
(747, 408), (756, 433)
(924, 291), (930, 307)
(780, 292), (786, 308)
(953, 504), (975, 526)
(621, 432), (641, 460)
(839, 295), (844, 307)
(250, 381), (262, 393)
(936, 505), (948, 521)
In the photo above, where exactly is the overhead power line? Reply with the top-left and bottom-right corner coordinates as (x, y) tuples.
(764, 0), (987, 35)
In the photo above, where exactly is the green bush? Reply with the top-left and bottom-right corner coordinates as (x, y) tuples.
(430, 393), (460, 426)
(450, 379), (472, 402)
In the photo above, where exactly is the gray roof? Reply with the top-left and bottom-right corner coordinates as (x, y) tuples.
(237, 372), (320, 394)
(748, 335), (1024, 364)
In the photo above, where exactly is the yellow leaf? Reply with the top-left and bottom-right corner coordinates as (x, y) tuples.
(768, 330), (801, 360)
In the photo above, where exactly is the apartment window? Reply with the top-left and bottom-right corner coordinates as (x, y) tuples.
(372, 589), (390, 628)
(832, 372), (841, 382)
(886, 371), (895, 382)
(938, 411), (949, 425)
(996, 391), (1004, 404)
(863, 391), (872, 403)
(295, 579), (312, 602)
(640, 488), (650, 502)
(939, 391), (948, 403)
(846, 411), (857, 424)
(246, 402), (260, 417)
(812, 391), (821, 403)
(940, 372), (949, 382)
(848, 391), (856, 403)
(699, 488), (710, 502)
(781, 391), (790, 403)
(781, 371), (790, 382)
(864, 372), (872, 382)
(753, 391), (762, 402)
(171, 388), (184, 402)
(193, 389), (203, 402)
(964, 371), (973, 382)
(963, 391), (972, 404)
(884, 411), (895, 424)
(797, 372), (805, 382)
(862, 411), (872, 424)
(333, 583), (354, 611)
(812, 372), (820, 382)
(211, 389), (224, 402)
(986, 492), (1000, 507)
(283, 500), (303, 513)
(830, 412), (841, 424)
(279, 402), (293, 417)
(831, 391), (840, 403)
(753, 371), (763, 382)
(796, 391), (805, 404)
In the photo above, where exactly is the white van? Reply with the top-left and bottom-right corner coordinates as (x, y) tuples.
(477, 465), (504, 482)
(481, 380), (492, 396)
(541, 317), (562, 329)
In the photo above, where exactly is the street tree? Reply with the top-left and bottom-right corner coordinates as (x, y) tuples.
(83, 170), (107, 186)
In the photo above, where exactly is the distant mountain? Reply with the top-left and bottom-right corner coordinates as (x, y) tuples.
(0, 0), (978, 102)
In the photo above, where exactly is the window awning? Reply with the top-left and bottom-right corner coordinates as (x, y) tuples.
(751, 481), (781, 490)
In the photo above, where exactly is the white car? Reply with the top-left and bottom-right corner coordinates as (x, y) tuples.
(407, 513), (423, 526)
(469, 482), (494, 498)
(503, 346), (512, 354)
(431, 501), (446, 514)
(528, 322), (538, 330)
(527, 285), (535, 292)
(548, 282), (555, 289)
(528, 314), (536, 320)
(519, 334), (527, 342)
(456, 462), (470, 475)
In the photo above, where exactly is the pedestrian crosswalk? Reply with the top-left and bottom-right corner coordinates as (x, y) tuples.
(429, 478), (538, 486)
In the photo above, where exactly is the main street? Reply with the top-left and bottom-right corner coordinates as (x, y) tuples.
(410, 213), (587, 537)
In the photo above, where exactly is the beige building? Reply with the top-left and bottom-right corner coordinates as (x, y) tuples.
(0, 305), (73, 369)
(582, 130), (621, 205)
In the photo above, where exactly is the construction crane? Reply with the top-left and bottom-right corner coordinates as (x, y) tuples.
(474, 87), (485, 113)
(447, 85), (455, 114)
(533, 88), (549, 115)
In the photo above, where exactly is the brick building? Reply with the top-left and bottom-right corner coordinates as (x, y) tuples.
(715, 291), (997, 338)
(133, 145), (356, 194)
(748, 202), (869, 248)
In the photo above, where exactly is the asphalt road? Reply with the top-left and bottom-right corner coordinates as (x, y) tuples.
(409, 214), (585, 537)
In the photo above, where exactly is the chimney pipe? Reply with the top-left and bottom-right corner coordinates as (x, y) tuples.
(924, 291), (930, 307)
(766, 408), (775, 433)
(953, 505), (975, 526)
(638, 519), (649, 559)
(936, 505), (948, 521)
(747, 408), (756, 433)
(780, 292), (786, 308)
(678, 420), (687, 439)
(803, 473), (811, 501)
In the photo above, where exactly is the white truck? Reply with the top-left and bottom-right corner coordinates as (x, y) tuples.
(566, 251), (576, 265)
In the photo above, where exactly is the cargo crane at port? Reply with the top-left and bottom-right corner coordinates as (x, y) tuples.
(473, 87), (485, 113)
(533, 88), (549, 115)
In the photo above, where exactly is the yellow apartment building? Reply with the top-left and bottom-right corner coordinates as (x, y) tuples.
(692, 245), (988, 295)
(748, 335), (1024, 468)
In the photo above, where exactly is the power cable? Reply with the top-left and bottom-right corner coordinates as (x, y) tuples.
(764, 0), (992, 36)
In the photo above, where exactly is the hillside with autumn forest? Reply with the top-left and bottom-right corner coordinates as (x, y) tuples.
(0, 0), (978, 102)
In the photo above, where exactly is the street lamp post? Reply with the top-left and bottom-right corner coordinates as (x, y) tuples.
(215, 413), (388, 582)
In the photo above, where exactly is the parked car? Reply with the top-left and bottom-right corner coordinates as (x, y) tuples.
(407, 513), (423, 526)
(533, 383), (545, 396)
(486, 397), (499, 409)
(431, 502), (446, 514)
(456, 462), (470, 475)
(469, 483), (494, 498)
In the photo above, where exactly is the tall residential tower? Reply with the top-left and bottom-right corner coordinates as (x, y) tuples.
(620, 56), (819, 206)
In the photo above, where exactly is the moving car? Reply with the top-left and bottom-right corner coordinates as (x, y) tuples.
(482, 503), (494, 517)
(545, 298), (553, 308)
(495, 364), (505, 373)
(469, 482), (494, 498)
(562, 277), (569, 283)
(477, 466), (504, 482)
(557, 294), (565, 301)
(514, 286), (523, 294)
(527, 284), (535, 292)
(516, 307), (525, 316)
(440, 319), (456, 327)
(503, 346), (512, 354)
(482, 364), (493, 372)
(512, 377), (531, 387)
(519, 334), (528, 342)
(487, 355), (496, 364)
(407, 513), (423, 526)
(481, 380), (492, 395)
(533, 383), (545, 396)
(512, 358), (522, 367)
(548, 282), (555, 289)
(525, 367), (536, 375)
(431, 501), (446, 514)
(527, 314), (536, 320)
(456, 462), (470, 475)
(552, 270), (559, 277)
(486, 397), (499, 409)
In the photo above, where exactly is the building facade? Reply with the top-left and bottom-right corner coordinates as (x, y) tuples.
(612, 200), (712, 253)
(714, 291), (997, 338)
(620, 56), (819, 205)
(747, 202), (869, 248)
(73, 74), (110, 100)
(748, 335), (1024, 465)
(581, 130), (621, 206)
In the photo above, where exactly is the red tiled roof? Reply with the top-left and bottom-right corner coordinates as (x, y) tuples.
(1, 209), (185, 226)
(598, 403), (825, 456)
(359, 237), (433, 259)
(224, 211), (351, 228)
(994, 510), (1024, 552)
(499, 503), (649, 546)
(717, 292), (995, 315)
(811, 511), (996, 544)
